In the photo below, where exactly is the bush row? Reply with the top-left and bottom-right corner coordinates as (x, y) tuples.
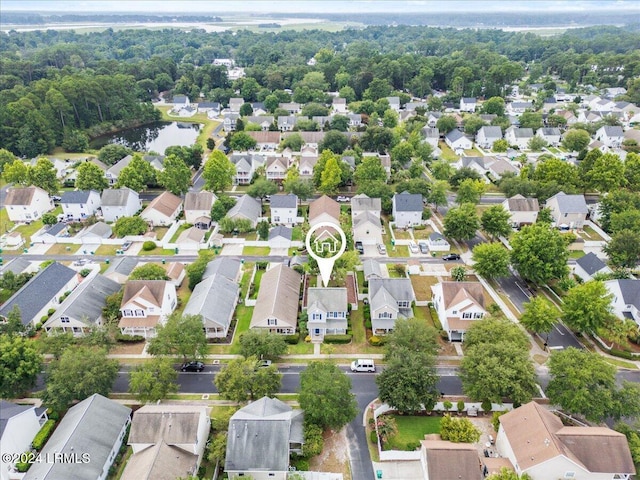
(323, 334), (352, 344)
(32, 420), (56, 451)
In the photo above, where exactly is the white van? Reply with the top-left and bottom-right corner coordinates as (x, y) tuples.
(350, 359), (375, 372)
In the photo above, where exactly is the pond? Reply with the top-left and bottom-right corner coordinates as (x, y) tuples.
(89, 121), (200, 153)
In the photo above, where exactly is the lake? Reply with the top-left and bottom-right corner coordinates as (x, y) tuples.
(90, 121), (200, 153)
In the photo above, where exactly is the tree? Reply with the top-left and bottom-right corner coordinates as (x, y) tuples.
(147, 312), (208, 361)
(215, 356), (282, 402)
(206, 137), (216, 150)
(510, 224), (569, 284)
(157, 155), (192, 195)
(280, 133), (304, 151)
(0, 334), (42, 397)
(443, 203), (480, 241)
(486, 468), (533, 480)
(129, 263), (169, 280)
(547, 348), (640, 422)
(562, 129), (591, 152)
(463, 115), (486, 135)
(203, 150), (235, 193)
(319, 131), (348, 154)
(330, 115), (350, 132)
(247, 178), (277, 206)
(229, 131), (258, 151)
(257, 220), (269, 240)
(519, 112), (543, 130)
(29, 158), (59, 194)
(360, 126), (394, 154)
(439, 415), (481, 443)
(492, 139), (508, 152)
(3, 159), (30, 185)
(428, 180), (449, 213)
(43, 347), (118, 411)
(238, 331), (288, 360)
(0, 305), (28, 336)
(284, 177), (314, 200)
(0, 148), (16, 175)
(299, 362), (358, 429)
(604, 229), (640, 269)
(528, 135), (547, 152)
(624, 152), (640, 190)
(210, 195), (236, 222)
(450, 265), (467, 281)
(471, 243), (510, 279)
(449, 167), (483, 187)
(41, 212), (57, 226)
(482, 96), (506, 116)
(98, 144), (130, 165)
(239, 102), (253, 116)
(129, 357), (178, 402)
(519, 297), (557, 344)
(75, 161), (108, 191)
(354, 155), (387, 185)
(113, 216), (147, 237)
(561, 281), (614, 333)
(587, 153), (626, 193)
(435, 115), (457, 134)
(117, 154), (156, 192)
(456, 178), (486, 205)
(481, 205), (512, 240)
(465, 316), (530, 350)
(319, 156), (342, 195)
(390, 142), (414, 166)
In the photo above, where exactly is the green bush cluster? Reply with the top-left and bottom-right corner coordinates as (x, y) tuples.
(370, 430), (378, 444)
(369, 335), (385, 346)
(116, 333), (145, 342)
(323, 334), (352, 344)
(284, 334), (300, 345)
(32, 420), (56, 450)
(142, 240), (156, 251)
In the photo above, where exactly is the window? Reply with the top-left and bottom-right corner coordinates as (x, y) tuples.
(564, 473), (575, 479)
(462, 312), (472, 319)
(474, 312), (484, 319)
(60, 317), (70, 323)
(312, 314), (321, 320)
(135, 309), (144, 317)
(267, 318), (277, 326)
(123, 309), (133, 317)
(273, 216), (280, 222)
(452, 310), (457, 315)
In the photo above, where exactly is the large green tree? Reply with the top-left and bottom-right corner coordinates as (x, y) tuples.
(3, 159), (30, 185)
(113, 216), (147, 237)
(561, 280), (614, 333)
(147, 312), (208, 361)
(471, 242), (510, 279)
(510, 224), (569, 284)
(604, 229), (640, 269)
(98, 144), (131, 166)
(75, 161), (108, 191)
(214, 356), (282, 402)
(455, 178), (486, 205)
(157, 155), (192, 195)
(0, 334), (42, 398)
(562, 129), (591, 152)
(129, 263), (169, 280)
(203, 150), (235, 193)
(238, 331), (288, 360)
(247, 178), (278, 207)
(29, 157), (60, 194)
(443, 203), (480, 241)
(116, 154), (156, 192)
(299, 362), (358, 430)
(519, 297), (557, 344)
(129, 357), (178, 403)
(481, 205), (512, 240)
(353, 155), (387, 185)
(319, 156), (342, 195)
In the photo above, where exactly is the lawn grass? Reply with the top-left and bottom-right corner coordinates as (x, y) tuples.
(169, 223), (191, 243)
(138, 247), (176, 256)
(388, 264), (406, 278)
(46, 243), (81, 255)
(392, 229), (412, 240)
(249, 268), (265, 300)
(239, 264), (253, 298)
(292, 225), (304, 241)
(386, 415), (441, 450)
(580, 225), (605, 241)
(174, 280), (192, 315)
(242, 246), (270, 256)
(438, 141), (459, 162)
(14, 218), (45, 244)
(356, 270), (365, 292)
(95, 244), (119, 256)
(153, 226), (170, 240)
(412, 226), (435, 240)
(410, 276), (438, 301)
(568, 250), (585, 259)
(0, 208), (15, 233)
(350, 303), (366, 344)
(603, 357), (638, 370)
(286, 340), (314, 354)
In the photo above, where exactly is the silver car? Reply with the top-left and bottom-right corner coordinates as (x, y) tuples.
(377, 244), (387, 254)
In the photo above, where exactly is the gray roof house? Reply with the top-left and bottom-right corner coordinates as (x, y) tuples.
(77, 221), (112, 242)
(100, 187), (141, 223)
(362, 259), (383, 281)
(1, 401), (48, 480)
(104, 257), (139, 284)
(573, 252), (612, 281)
(269, 226), (293, 249)
(604, 279), (640, 326)
(546, 191), (589, 229)
(476, 125), (503, 149)
(306, 287), (348, 342)
(226, 194), (262, 227)
(369, 278), (415, 335)
(225, 396), (304, 480)
(445, 129), (473, 151)
(24, 394), (131, 480)
(203, 257), (242, 282)
(0, 262), (78, 327)
(43, 274), (121, 336)
(183, 272), (238, 338)
(392, 192), (424, 228)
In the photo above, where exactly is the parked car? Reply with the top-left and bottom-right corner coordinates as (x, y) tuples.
(377, 243), (387, 254)
(51, 196), (62, 202)
(442, 253), (461, 261)
(336, 195), (349, 203)
(255, 359), (272, 369)
(408, 241), (419, 254)
(418, 241), (428, 254)
(121, 241), (132, 251)
(181, 361), (205, 372)
(355, 241), (364, 254)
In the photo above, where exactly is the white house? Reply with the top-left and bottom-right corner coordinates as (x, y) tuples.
(496, 401), (635, 480)
(502, 194), (539, 227)
(431, 281), (487, 342)
(306, 287), (348, 342)
(445, 129), (473, 152)
(230, 153), (265, 185)
(332, 97), (348, 113)
(536, 127), (562, 146)
(61, 190), (101, 222)
(595, 125), (624, 148)
(266, 156), (289, 182)
(140, 191), (182, 227)
(4, 186), (52, 223)
(460, 97), (477, 112)
(229, 97), (244, 113)
(222, 113), (240, 132)
(270, 194), (299, 226)
(184, 191), (217, 229)
(369, 278), (415, 335)
(118, 280), (177, 338)
(426, 232), (450, 252)
(573, 252), (612, 282)
(546, 191), (589, 229)
(309, 195), (340, 229)
(506, 101), (533, 114)
(392, 192), (423, 228)
(226, 194), (262, 228)
(604, 279), (640, 326)
(1, 401), (48, 480)
(100, 188), (141, 223)
(268, 226), (292, 249)
(351, 194), (383, 246)
(476, 126), (503, 149)
(505, 126), (534, 149)
(277, 116), (298, 131)
(422, 127), (440, 148)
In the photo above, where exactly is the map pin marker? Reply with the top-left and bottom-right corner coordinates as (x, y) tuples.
(305, 221), (347, 288)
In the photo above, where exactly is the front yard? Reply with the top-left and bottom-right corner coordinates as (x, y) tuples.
(410, 275), (439, 301)
(45, 243), (81, 255)
(242, 246), (270, 256)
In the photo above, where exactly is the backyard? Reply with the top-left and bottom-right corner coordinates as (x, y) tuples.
(385, 415), (441, 450)
(410, 275), (439, 301)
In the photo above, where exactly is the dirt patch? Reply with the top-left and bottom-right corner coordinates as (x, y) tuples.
(110, 341), (145, 355)
(309, 428), (351, 480)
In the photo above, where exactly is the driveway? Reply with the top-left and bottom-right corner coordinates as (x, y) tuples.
(269, 247), (288, 256)
(220, 243), (243, 256)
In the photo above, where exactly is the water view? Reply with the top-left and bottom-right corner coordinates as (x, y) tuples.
(90, 121), (200, 153)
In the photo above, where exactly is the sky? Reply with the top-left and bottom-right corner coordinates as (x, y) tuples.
(3, 0), (639, 14)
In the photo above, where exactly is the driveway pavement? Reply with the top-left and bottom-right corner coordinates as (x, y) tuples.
(269, 247), (288, 256)
(220, 244), (243, 256)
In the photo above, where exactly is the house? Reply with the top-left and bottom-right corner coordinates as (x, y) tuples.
(61, 190), (101, 221)
(246, 131), (280, 151)
(100, 188), (141, 223)
(422, 127), (440, 148)
(604, 279), (640, 326)
(197, 101), (221, 116)
(223, 113), (240, 132)
(362, 152), (392, 179)
(298, 155), (318, 179)
(77, 221), (112, 243)
(34, 222), (70, 244)
(118, 280), (177, 338)
(103, 257), (138, 284)
(425, 111), (442, 128)
(505, 126), (534, 149)
(352, 194), (383, 246)
(427, 232), (450, 252)
(203, 257), (242, 283)
(507, 101), (533, 114)
(175, 227), (205, 249)
(251, 102), (267, 116)
(332, 97), (347, 113)
(184, 191), (216, 229)
(245, 115), (274, 131)
(502, 194), (539, 227)
(225, 396), (304, 480)
(163, 262), (186, 287)
(456, 156), (490, 179)
(0, 262), (78, 328)
(368, 278), (415, 335)
(270, 194), (299, 225)
(306, 287), (348, 342)
(392, 192), (424, 228)
(352, 194), (381, 218)
(266, 156), (289, 182)
(227, 67), (245, 81)
(230, 153), (265, 185)
(4, 186), (52, 223)
(536, 127), (562, 146)
(229, 97), (244, 113)
(0, 257), (35, 276)
(43, 274), (121, 336)
(362, 259), (383, 281)
(173, 95), (190, 106)
(312, 115), (331, 128)
(309, 195), (341, 229)
(278, 102), (301, 114)
(431, 281), (487, 341)
(421, 440), (483, 480)
(460, 97), (477, 112)
(545, 191), (589, 229)
(386, 96), (401, 112)
(296, 132), (325, 149)
(121, 405), (210, 480)
(23, 394), (131, 480)
(347, 113), (363, 127)
(476, 126), (503, 149)
(485, 156), (519, 180)
(250, 264), (301, 334)
(0, 401), (48, 480)
(595, 125), (624, 148)
(496, 401), (636, 480)
(277, 115), (298, 131)
(226, 194), (261, 228)
(268, 226), (292, 249)
(140, 191), (182, 227)
(573, 252), (612, 282)
(444, 129), (472, 152)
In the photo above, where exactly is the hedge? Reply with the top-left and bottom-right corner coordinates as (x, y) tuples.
(369, 335), (385, 346)
(284, 334), (300, 345)
(142, 240), (156, 251)
(116, 333), (145, 342)
(370, 430), (378, 444)
(16, 458), (32, 473)
(32, 420), (56, 450)
(323, 334), (352, 344)
(609, 348), (638, 360)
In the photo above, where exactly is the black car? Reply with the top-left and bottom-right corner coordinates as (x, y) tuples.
(355, 241), (364, 254)
(442, 253), (461, 261)
(181, 361), (205, 372)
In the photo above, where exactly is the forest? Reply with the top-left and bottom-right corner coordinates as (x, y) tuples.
(1, 24), (639, 156)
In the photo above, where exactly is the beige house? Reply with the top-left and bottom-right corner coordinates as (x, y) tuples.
(140, 191), (182, 227)
(250, 264), (301, 334)
(502, 194), (539, 227)
(309, 195), (340, 228)
(421, 440), (482, 480)
(496, 402), (635, 480)
(4, 186), (52, 223)
(184, 191), (216, 229)
(431, 282), (487, 342)
(119, 280), (177, 338)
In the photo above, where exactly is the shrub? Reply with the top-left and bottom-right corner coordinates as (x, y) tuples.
(457, 400), (465, 413)
(369, 335), (384, 346)
(116, 333), (145, 342)
(284, 334), (300, 345)
(370, 430), (378, 444)
(256, 261), (269, 270)
(16, 459), (32, 472)
(46, 408), (60, 420)
(481, 400), (492, 413)
(32, 420), (56, 450)
(492, 411), (508, 432)
(413, 224), (426, 230)
(610, 348), (636, 360)
(304, 335), (311, 343)
(405, 441), (421, 451)
(142, 240), (156, 251)
(40, 315), (49, 323)
(323, 334), (352, 344)
(440, 414), (481, 443)
(79, 268), (91, 277)
(47, 308), (56, 316)
(302, 423), (324, 458)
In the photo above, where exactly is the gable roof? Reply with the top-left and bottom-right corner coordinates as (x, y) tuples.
(270, 194), (298, 209)
(601, 125), (624, 137)
(307, 287), (347, 313)
(478, 126), (503, 138)
(226, 194), (261, 222)
(142, 191), (182, 218)
(508, 127), (534, 138)
(309, 195), (340, 223)
(608, 279), (640, 310)
(246, 131), (281, 144)
(575, 252), (608, 276)
(0, 262), (76, 326)
(60, 190), (98, 204)
(23, 394), (131, 480)
(184, 191), (216, 212)
(225, 396), (304, 473)
(269, 225), (292, 241)
(250, 264), (301, 329)
(5, 186), (47, 206)
(78, 221), (112, 239)
(203, 257), (241, 282)
(506, 194), (539, 212)
(121, 280), (168, 309)
(353, 210), (381, 229)
(363, 259), (382, 279)
(0, 257), (32, 275)
(183, 274), (238, 331)
(440, 281), (485, 310)
(547, 191), (589, 214)
(393, 192), (423, 212)
(422, 440), (482, 480)
(101, 187), (138, 207)
(0, 400), (34, 438)
(351, 194), (381, 213)
(369, 278), (415, 309)
(445, 129), (466, 143)
(104, 257), (139, 279)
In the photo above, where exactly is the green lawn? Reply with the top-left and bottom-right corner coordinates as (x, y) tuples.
(356, 270), (366, 292)
(386, 415), (442, 450)
(568, 250), (585, 259)
(170, 224), (191, 243)
(412, 226), (435, 240)
(392, 229), (412, 240)
(0, 208), (15, 233)
(351, 302), (367, 344)
(95, 244), (119, 256)
(438, 141), (459, 162)
(138, 247), (176, 256)
(14, 219), (45, 244)
(249, 268), (265, 300)
(287, 340), (314, 354)
(239, 264), (253, 298)
(46, 243), (81, 255)
(242, 246), (270, 256)
(291, 225), (304, 241)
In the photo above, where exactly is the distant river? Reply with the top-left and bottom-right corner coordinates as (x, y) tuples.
(89, 121), (200, 153)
